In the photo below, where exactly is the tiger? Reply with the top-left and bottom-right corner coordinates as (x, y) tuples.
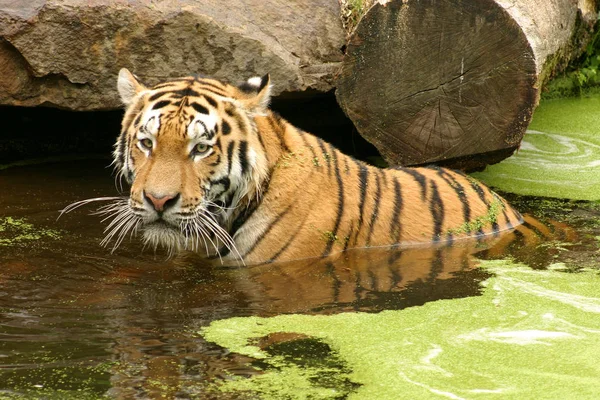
(99, 68), (524, 266)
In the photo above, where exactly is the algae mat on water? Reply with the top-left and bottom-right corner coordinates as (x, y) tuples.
(202, 261), (600, 399)
(472, 95), (600, 200)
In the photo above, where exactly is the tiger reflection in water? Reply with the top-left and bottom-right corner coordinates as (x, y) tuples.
(234, 215), (577, 315)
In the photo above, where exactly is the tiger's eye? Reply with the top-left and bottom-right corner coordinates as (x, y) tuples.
(194, 143), (209, 154)
(139, 138), (153, 150)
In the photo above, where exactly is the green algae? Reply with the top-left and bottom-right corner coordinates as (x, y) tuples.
(472, 95), (600, 200)
(446, 197), (503, 236)
(0, 216), (62, 247)
(202, 260), (600, 399)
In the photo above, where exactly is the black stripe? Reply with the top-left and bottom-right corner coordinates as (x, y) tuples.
(133, 113), (142, 127)
(171, 88), (201, 98)
(243, 205), (293, 258)
(222, 120), (231, 135)
(387, 250), (404, 270)
(190, 102), (209, 114)
(204, 95), (218, 108)
(196, 86), (228, 97)
(390, 177), (403, 243)
(428, 249), (445, 281)
(343, 157), (350, 175)
(469, 180), (487, 204)
(256, 128), (266, 158)
(227, 142), (235, 173)
(501, 209), (513, 230)
(429, 180), (445, 242)
(366, 173), (382, 246)
(299, 131), (317, 160)
(402, 168), (427, 200)
(152, 82), (178, 89)
(368, 270), (379, 292)
(512, 208), (524, 224)
(225, 107), (247, 133)
(379, 169), (388, 188)
(193, 119), (211, 139)
(343, 224), (354, 251)
(268, 225), (301, 263)
(354, 160), (368, 245)
(149, 91), (170, 102)
(267, 113), (290, 152)
(387, 257), (403, 284)
(239, 141), (249, 175)
(316, 138), (331, 175)
(437, 170), (471, 231)
(197, 79), (228, 92)
(152, 100), (171, 109)
(117, 132), (127, 169)
(325, 261), (342, 302)
(323, 146), (345, 256)
(229, 173), (272, 239)
(209, 176), (231, 193)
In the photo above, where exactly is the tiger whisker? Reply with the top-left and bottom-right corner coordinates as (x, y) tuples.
(195, 211), (244, 264)
(58, 197), (125, 220)
(111, 216), (141, 252)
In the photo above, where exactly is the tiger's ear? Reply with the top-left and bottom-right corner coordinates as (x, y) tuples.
(235, 74), (271, 112)
(117, 68), (146, 106)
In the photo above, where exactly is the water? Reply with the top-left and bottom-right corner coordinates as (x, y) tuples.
(1, 158), (599, 399)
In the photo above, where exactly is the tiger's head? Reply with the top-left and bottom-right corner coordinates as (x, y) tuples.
(112, 68), (272, 257)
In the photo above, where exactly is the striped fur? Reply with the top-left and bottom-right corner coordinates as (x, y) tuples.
(112, 69), (523, 266)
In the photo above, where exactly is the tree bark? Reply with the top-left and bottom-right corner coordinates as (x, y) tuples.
(335, 0), (598, 170)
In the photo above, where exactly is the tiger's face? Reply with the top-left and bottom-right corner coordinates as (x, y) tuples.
(113, 69), (271, 254)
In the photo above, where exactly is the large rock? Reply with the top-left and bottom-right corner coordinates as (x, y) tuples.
(0, 0), (345, 110)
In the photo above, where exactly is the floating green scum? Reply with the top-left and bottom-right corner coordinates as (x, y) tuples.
(0, 216), (61, 247)
(473, 94), (600, 201)
(201, 260), (600, 399)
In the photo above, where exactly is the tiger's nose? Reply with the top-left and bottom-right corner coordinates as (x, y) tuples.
(143, 191), (180, 212)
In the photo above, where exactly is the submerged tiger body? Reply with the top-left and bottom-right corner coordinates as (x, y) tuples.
(110, 69), (523, 266)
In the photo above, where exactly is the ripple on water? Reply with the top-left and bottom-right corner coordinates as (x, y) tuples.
(473, 94), (600, 201)
(473, 130), (600, 200)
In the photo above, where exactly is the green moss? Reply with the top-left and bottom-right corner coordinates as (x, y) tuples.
(472, 94), (600, 200)
(340, 0), (374, 34)
(447, 198), (503, 235)
(202, 260), (600, 399)
(0, 216), (62, 247)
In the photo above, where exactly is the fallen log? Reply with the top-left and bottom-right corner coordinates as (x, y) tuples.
(336, 0), (598, 170)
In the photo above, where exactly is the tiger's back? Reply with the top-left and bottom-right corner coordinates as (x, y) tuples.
(234, 115), (523, 264)
(108, 69), (522, 266)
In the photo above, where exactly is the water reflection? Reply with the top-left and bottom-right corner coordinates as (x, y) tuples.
(0, 160), (590, 398)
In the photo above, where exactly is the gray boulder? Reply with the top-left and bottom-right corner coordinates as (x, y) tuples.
(0, 0), (345, 110)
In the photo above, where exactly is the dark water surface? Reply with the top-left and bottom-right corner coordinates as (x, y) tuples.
(0, 160), (598, 399)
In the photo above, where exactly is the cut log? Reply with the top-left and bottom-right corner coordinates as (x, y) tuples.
(335, 0), (598, 170)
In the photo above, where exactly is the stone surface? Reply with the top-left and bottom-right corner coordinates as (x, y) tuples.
(0, 0), (345, 110)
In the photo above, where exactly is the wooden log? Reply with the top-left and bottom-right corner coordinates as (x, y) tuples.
(335, 0), (598, 170)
